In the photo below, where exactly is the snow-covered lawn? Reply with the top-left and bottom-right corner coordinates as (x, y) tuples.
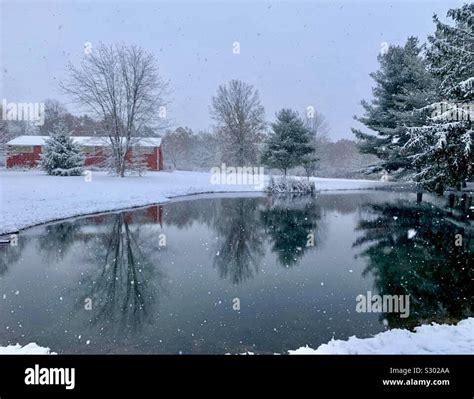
(0, 170), (388, 235)
(289, 318), (474, 354)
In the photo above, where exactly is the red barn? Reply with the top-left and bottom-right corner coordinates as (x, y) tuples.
(6, 136), (163, 171)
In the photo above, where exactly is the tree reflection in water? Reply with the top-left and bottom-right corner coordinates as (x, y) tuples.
(209, 196), (323, 283)
(76, 212), (165, 336)
(212, 198), (265, 284)
(0, 239), (24, 277)
(354, 197), (473, 329)
(2, 193), (472, 353)
(37, 222), (80, 262)
(1, 221), (79, 276)
(260, 195), (322, 268)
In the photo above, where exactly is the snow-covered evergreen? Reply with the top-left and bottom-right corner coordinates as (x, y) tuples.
(403, 4), (473, 193)
(353, 37), (436, 177)
(261, 109), (315, 176)
(40, 122), (84, 176)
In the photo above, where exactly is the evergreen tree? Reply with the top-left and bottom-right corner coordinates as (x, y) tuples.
(261, 109), (315, 176)
(403, 4), (474, 193)
(353, 37), (436, 177)
(40, 122), (84, 176)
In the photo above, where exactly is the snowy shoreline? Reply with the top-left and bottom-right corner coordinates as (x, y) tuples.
(0, 343), (55, 355)
(0, 170), (390, 235)
(289, 318), (474, 355)
(2, 318), (472, 355)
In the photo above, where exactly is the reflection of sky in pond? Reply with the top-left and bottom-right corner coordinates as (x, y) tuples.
(0, 192), (472, 354)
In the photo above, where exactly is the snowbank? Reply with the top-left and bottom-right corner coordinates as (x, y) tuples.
(0, 343), (55, 355)
(289, 318), (474, 354)
(0, 170), (388, 235)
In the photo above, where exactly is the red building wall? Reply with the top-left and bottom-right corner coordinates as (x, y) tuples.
(144, 148), (157, 170)
(6, 145), (42, 168)
(6, 145), (163, 171)
(158, 147), (163, 170)
(142, 147), (162, 170)
(83, 147), (108, 168)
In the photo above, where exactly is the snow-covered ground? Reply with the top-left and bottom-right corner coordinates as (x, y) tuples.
(0, 170), (388, 235)
(289, 318), (474, 354)
(0, 343), (54, 355)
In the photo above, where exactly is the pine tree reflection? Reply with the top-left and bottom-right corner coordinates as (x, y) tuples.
(354, 197), (473, 329)
(260, 196), (322, 268)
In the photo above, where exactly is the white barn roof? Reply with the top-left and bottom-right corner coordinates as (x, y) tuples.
(6, 135), (161, 147)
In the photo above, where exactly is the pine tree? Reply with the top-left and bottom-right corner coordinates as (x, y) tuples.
(403, 4), (473, 194)
(261, 109), (315, 176)
(40, 122), (84, 176)
(352, 37), (436, 177)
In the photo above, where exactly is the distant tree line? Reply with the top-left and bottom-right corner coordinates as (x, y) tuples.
(3, 3), (469, 185)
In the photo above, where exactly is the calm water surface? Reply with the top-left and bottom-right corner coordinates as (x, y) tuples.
(0, 191), (472, 353)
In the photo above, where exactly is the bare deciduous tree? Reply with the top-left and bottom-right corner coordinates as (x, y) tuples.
(161, 127), (193, 169)
(305, 109), (330, 144)
(210, 80), (265, 166)
(62, 43), (170, 176)
(38, 99), (68, 135)
(303, 108), (330, 177)
(0, 105), (10, 166)
(0, 106), (39, 166)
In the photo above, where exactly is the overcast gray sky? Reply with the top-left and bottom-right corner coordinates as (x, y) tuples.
(0, 0), (467, 140)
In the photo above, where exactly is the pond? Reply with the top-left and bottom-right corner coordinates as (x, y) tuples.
(0, 191), (472, 354)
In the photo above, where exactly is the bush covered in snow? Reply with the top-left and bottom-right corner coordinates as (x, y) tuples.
(40, 122), (84, 176)
(265, 177), (315, 194)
